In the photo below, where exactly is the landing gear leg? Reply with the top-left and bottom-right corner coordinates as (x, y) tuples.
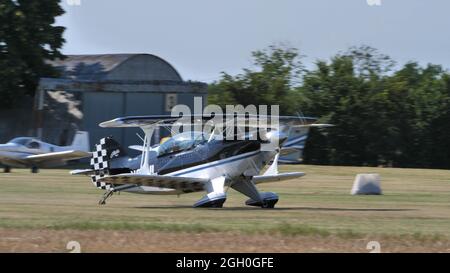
(31, 166), (39, 173)
(4, 166), (11, 173)
(99, 190), (114, 205)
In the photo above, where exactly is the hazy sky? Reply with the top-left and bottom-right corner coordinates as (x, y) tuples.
(57, 0), (450, 82)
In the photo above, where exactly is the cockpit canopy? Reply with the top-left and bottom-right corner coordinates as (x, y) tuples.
(8, 137), (41, 149)
(158, 131), (208, 156)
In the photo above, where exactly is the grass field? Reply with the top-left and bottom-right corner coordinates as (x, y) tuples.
(0, 165), (449, 252)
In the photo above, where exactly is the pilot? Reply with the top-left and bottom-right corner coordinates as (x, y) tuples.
(27, 141), (40, 149)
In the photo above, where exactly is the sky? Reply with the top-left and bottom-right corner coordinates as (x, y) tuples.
(57, 0), (450, 83)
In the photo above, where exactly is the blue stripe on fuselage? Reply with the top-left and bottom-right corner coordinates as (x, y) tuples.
(169, 150), (261, 177)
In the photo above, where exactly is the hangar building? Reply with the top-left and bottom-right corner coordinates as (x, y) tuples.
(34, 54), (207, 150)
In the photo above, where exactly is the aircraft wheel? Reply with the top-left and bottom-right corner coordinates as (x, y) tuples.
(31, 167), (39, 173)
(261, 203), (275, 209)
(261, 200), (277, 209)
(4, 166), (11, 173)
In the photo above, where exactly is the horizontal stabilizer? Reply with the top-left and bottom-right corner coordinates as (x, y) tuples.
(128, 145), (144, 151)
(252, 172), (305, 184)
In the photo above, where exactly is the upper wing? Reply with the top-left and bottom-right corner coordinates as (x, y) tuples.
(98, 173), (208, 192)
(252, 172), (305, 184)
(26, 150), (91, 163)
(99, 114), (318, 129)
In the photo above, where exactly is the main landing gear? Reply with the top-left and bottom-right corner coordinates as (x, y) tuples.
(4, 166), (11, 173)
(193, 176), (227, 208)
(245, 192), (279, 209)
(231, 179), (279, 209)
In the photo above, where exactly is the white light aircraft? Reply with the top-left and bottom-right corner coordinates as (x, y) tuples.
(0, 131), (90, 173)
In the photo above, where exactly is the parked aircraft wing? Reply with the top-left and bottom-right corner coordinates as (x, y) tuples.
(26, 150), (91, 163)
(98, 173), (208, 191)
(251, 172), (305, 184)
(70, 169), (95, 175)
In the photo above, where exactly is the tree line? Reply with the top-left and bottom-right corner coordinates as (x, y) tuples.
(208, 45), (450, 169)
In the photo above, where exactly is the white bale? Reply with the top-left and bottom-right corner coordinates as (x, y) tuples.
(351, 173), (382, 195)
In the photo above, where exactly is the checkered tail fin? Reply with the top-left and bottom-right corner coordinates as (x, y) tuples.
(90, 137), (127, 190)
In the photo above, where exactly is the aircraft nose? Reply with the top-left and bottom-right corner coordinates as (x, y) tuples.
(0, 144), (17, 151)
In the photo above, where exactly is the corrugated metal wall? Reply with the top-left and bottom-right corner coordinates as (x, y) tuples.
(82, 92), (207, 152)
(82, 92), (124, 148)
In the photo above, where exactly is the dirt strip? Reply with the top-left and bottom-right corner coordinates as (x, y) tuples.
(0, 229), (449, 253)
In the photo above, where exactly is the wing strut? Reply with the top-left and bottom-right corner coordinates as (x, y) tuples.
(137, 126), (156, 175)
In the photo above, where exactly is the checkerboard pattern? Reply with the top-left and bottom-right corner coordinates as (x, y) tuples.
(90, 138), (113, 190)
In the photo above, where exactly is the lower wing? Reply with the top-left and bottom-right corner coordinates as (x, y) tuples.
(98, 173), (208, 192)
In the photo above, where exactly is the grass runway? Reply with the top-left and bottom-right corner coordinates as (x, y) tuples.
(0, 165), (449, 252)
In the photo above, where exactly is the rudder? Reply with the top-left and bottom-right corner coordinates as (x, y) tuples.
(70, 131), (90, 152)
(90, 137), (127, 190)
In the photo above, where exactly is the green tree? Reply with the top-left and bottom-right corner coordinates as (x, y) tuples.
(208, 45), (304, 115)
(428, 73), (450, 168)
(385, 63), (448, 167)
(301, 46), (450, 168)
(0, 0), (65, 108)
(300, 46), (397, 166)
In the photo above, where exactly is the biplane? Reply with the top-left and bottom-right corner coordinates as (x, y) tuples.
(72, 115), (327, 208)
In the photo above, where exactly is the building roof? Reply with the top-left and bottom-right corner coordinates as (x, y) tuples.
(47, 54), (183, 81)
